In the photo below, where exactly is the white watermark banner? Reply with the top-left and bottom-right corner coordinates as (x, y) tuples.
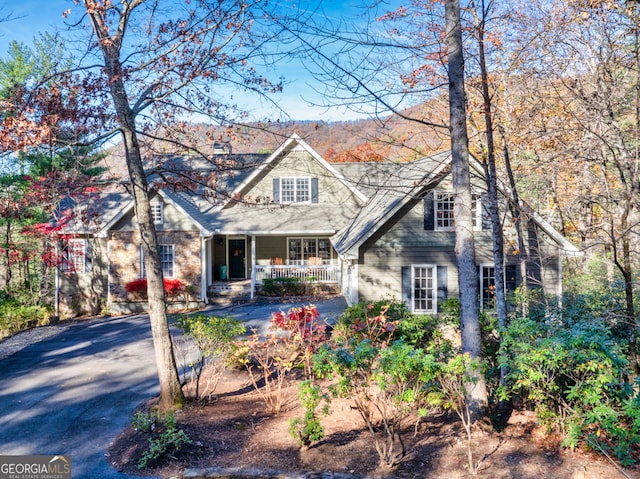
(0, 456), (71, 479)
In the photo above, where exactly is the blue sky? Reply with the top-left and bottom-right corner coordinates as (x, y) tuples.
(0, 0), (397, 121)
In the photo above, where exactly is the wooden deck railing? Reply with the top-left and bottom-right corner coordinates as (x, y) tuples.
(254, 264), (339, 283)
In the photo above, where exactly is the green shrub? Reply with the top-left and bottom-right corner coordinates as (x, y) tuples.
(0, 301), (51, 339)
(261, 277), (305, 296)
(500, 313), (639, 464)
(333, 299), (453, 356)
(175, 314), (245, 399)
(314, 338), (438, 467)
(133, 410), (191, 470)
(288, 379), (329, 447)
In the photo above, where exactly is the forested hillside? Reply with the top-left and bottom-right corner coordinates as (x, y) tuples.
(100, 100), (448, 179)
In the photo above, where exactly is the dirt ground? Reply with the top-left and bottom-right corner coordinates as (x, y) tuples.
(108, 367), (640, 479)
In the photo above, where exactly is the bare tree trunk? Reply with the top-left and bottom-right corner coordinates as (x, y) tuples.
(121, 124), (185, 410)
(474, 0), (507, 327)
(445, 0), (488, 421)
(499, 130), (529, 315)
(86, 2), (185, 410)
(473, 0), (508, 398)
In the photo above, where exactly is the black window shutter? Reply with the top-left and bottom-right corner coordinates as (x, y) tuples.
(424, 192), (435, 230)
(84, 239), (93, 272)
(437, 266), (448, 312)
(273, 178), (280, 203)
(481, 194), (492, 230)
(311, 178), (319, 203)
(505, 264), (518, 293)
(401, 266), (411, 311)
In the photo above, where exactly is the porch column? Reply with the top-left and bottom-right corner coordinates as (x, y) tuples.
(201, 236), (209, 304)
(250, 235), (256, 299)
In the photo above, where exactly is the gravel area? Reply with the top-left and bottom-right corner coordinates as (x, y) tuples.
(0, 325), (70, 361)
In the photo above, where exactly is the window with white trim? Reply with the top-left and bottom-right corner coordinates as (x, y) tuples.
(150, 202), (163, 225)
(434, 192), (482, 230)
(435, 193), (455, 230)
(279, 177), (311, 203)
(287, 237), (332, 264)
(480, 265), (496, 310)
(412, 265), (436, 314)
(141, 244), (175, 278)
(62, 238), (89, 273)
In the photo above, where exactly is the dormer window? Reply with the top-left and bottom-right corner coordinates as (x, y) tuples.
(273, 177), (319, 204)
(150, 202), (163, 224)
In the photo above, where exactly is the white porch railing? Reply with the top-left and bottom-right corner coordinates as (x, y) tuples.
(254, 264), (339, 283)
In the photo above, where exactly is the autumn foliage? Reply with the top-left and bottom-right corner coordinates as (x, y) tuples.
(124, 278), (186, 297)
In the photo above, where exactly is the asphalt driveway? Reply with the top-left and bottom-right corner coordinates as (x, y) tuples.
(0, 297), (347, 478)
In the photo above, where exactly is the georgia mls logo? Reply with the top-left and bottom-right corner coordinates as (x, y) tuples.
(0, 455), (71, 479)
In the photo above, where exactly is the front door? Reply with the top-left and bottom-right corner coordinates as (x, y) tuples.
(228, 238), (246, 279)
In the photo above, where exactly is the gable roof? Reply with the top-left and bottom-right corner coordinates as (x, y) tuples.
(223, 133), (368, 207)
(331, 152), (452, 258)
(54, 191), (133, 235)
(331, 152), (582, 259)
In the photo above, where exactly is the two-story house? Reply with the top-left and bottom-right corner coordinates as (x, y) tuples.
(55, 134), (580, 317)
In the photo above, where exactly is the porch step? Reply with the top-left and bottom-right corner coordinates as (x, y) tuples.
(207, 281), (251, 305)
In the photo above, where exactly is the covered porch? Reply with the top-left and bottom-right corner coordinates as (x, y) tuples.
(205, 234), (341, 300)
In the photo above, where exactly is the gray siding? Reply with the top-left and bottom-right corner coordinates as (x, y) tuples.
(357, 192), (562, 306)
(255, 236), (287, 261)
(111, 194), (199, 232)
(244, 147), (362, 207)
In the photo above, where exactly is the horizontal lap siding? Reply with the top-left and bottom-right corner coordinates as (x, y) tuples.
(255, 236), (287, 261)
(358, 199), (459, 302)
(112, 195), (199, 232)
(245, 149), (362, 206)
(356, 196), (563, 303)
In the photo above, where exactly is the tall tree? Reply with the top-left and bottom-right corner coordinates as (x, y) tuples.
(69, 0), (283, 410)
(444, 0), (488, 420)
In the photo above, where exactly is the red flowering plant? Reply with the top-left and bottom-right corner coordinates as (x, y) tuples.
(271, 305), (327, 378)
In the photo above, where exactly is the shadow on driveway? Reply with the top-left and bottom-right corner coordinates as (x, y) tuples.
(193, 296), (349, 334)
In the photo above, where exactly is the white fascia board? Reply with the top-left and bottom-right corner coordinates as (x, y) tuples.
(221, 133), (369, 209)
(340, 159), (452, 255)
(219, 135), (298, 209)
(216, 229), (338, 236)
(470, 158), (583, 257)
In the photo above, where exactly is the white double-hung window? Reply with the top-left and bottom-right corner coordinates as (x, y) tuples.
(279, 177), (311, 203)
(433, 192), (483, 230)
(62, 238), (90, 273)
(141, 244), (175, 278)
(150, 202), (164, 225)
(412, 265), (436, 314)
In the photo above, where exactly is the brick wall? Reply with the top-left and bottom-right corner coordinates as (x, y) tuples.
(109, 230), (202, 303)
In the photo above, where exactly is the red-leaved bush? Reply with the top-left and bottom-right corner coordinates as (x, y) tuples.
(271, 305), (327, 378)
(124, 278), (186, 297)
(163, 278), (185, 296)
(125, 278), (148, 294)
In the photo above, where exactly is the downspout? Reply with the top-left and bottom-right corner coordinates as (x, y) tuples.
(250, 235), (256, 299)
(558, 254), (563, 310)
